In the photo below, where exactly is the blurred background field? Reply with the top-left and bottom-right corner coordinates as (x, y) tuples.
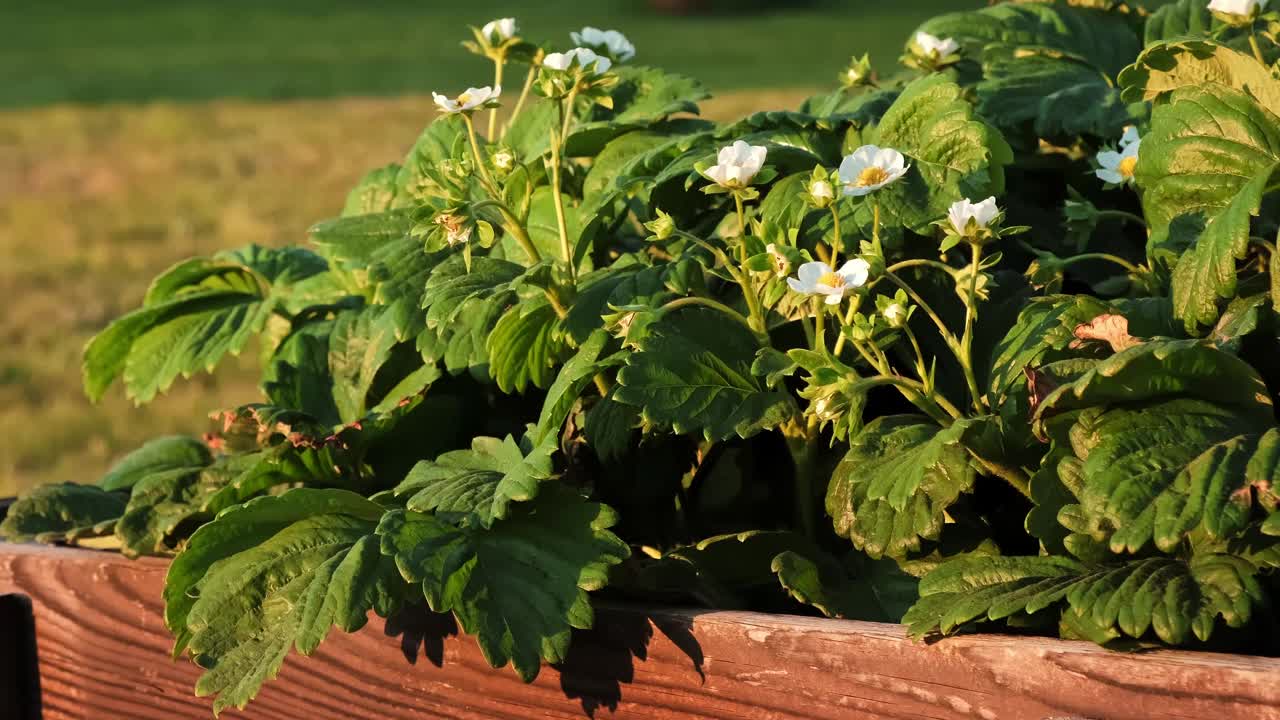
(0, 0), (967, 496)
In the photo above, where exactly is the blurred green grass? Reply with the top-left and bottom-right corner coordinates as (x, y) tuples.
(1, 0), (967, 105)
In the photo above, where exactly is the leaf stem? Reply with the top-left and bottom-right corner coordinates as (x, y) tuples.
(471, 199), (541, 263)
(505, 61), (539, 133)
(1060, 252), (1141, 274)
(462, 113), (500, 196)
(829, 205), (842, 268)
(488, 54), (505, 140)
(551, 101), (575, 283)
(1250, 32), (1267, 65)
(674, 229), (767, 337)
(959, 243), (985, 414)
(658, 296), (758, 335)
(1094, 209), (1148, 229)
(849, 375), (961, 425)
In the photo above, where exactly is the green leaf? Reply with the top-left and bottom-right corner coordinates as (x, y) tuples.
(395, 115), (465, 204)
(83, 245), (327, 403)
(987, 295), (1113, 412)
(378, 483), (629, 681)
(99, 435), (212, 492)
(868, 74), (1012, 233)
(772, 549), (918, 623)
(1120, 40), (1280, 106)
(904, 554), (1264, 645)
(1035, 340), (1274, 421)
(977, 49), (1139, 138)
(388, 435), (555, 529)
(0, 483), (127, 543)
(486, 301), (566, 394)
(533, 330), (616, 446)
(915, 2), (1140, 77)
(614, 307), (797, 441)
(165, 488), (385, 656)
(1136, 81), (1280, 331)
(181, 489), (406, 714)
(328, 305), (400, 422)
(826, 415), (976, 559)
(341, 163), (401, 216)
(308, 209), (414, 270)
(568, 67), (710, 156)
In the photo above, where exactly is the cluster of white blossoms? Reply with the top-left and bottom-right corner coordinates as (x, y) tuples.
(543, 46), (613, 74)
(1208, 0), (1267, 16)
(571, 27), (636, 61)
(438, 20), (633, 114)
(1095, 126), (1141, 187)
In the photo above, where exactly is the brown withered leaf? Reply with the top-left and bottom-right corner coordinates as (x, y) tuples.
(1069, 314), (1142, 353)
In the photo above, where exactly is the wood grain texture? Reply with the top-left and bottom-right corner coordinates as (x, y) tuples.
(1, 542), (1278, 720)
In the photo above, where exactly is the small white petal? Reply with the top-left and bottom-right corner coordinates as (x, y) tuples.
(837, 258), (870, 288)
(1096, 168), (1125, 184)
(796, 261), (829, 286)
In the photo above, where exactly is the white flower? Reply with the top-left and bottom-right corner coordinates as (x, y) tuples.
(493, 149), (515, 172)
(432, 85), (501, 114)
(811, 179), (834, 202)
(883, 302), (908, 328)
(914, 32), (961, 60)
(947, 197), (1000, 236)
(787, 259), (871, 305)
(435, 213), (472, 246)
(482, 18), (517, 43)
(1119, 125), (1141, 149)
(1096, 138), (1141, 186)
(571, 27), (636, 61)
(838, 145), (910, 196)
(704, 141), (768, 189)
(542, 47), (612, 74)
(765, 243), (791, 277)
(1208, 0), (1266, 15)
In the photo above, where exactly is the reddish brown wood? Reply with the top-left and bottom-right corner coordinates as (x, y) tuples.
(1, 542), (1278, 719)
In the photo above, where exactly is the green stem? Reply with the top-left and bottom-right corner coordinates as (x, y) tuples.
(658, 296), (759, 335)
(974, 456), (1032, 500)
(871, 198), (883, 258)
(849, 375), (961, 426)
(733, 193), (749, 261)
(902, 323), (930, 391)
(785, 418), (821, 541)
(550, 101), (575, 282)
(830, 296), (860, 357)
(829, 204), (842, 268)
(675, 229), (767, 337)
(881, 271), (958, 348)
(560, 86), (580, 141)
(1094, 209), (1148, 229)
(1060, 252), (1141, 274)
(1250, 32), (1267, 65)
(504, 62), (538, 132)
(959, 243), (985, 414)
(886, 258), (955, 277)
(487, 54), (505, 140)
(462, 114), (500, 196)
(813, 298), (827, 353)
(471, 200), (541, 263)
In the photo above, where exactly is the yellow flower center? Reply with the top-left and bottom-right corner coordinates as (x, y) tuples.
(856, 166), (891, 188)
(818, 271), (845, 288)
(1118, 155), (1137, 179)
(457, 92), (472, 105)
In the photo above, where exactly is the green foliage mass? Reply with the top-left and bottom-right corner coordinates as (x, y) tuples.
(7, 3), (1280, 712)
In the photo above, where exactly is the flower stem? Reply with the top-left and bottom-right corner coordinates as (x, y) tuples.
(472, 200), (541, 263)
(813, 298), (827, 353)
(830, 296), (860, 357)
(887, 258), (955, 277)
(560, 86), (580, 141)
(505, 62), (538, 132)
(658, 296), (758, 336)
(959, 243), (985, 414)
(1094, 209), (1148, 229)
(487, 54), (505, 140)
(1060, 252), (1141, 274)
(902, 323), (930, 391)
(675, 229), (767, 337)
(734, 193), (749, 262)
(1250, 32), (1267, 65)
(462, 114), (500, 196)
(849, 375), (961, 426)
(551, 101), (575, 282)
(871, 199), (883, 258)
(829, 205), (842, 268)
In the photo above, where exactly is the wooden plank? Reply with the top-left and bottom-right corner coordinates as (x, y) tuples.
(1, 542), (1278, 720)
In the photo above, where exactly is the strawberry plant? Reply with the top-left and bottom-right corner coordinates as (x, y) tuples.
(6, 2), (1280, 713)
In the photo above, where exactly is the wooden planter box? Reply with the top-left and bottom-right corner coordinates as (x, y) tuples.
(2, 543), (1278, 719)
